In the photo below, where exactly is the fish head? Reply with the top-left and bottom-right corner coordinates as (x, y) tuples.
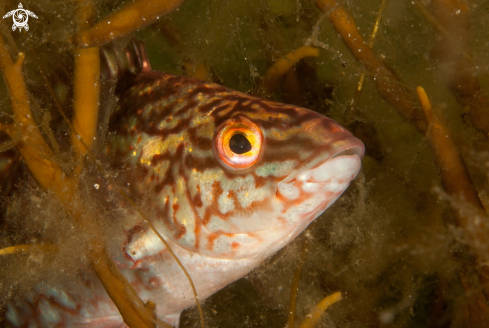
(186, 98), (364, 259)
(114, 77), (364, 262)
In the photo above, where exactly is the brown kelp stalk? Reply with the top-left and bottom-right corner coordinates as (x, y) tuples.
(315, 0), (427, 133)
(349, 0), (386, 112)
(72, 0), (100, 172)
(75, 0), (185, 48)
(0, 244), (57, 256)
(416, 87), (489, 324)
(417, 87), (487, 239)
(0, 41), (74, 201)
(287, 236), (310, 328)
(255, 46), (320, 95)
(417, 87), (489, 264)
(428, 0), (489, 136)
(299, 292), (342, 328)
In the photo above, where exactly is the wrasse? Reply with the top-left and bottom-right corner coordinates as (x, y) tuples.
(3, 40), (364, 327)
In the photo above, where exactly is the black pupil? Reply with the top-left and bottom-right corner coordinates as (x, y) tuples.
(229, 134), (252, 154)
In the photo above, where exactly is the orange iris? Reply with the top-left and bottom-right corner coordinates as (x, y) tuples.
(212, 115), (264, 173)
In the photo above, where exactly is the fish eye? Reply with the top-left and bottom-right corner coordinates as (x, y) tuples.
(229, 134), (252, 154)
(212, 116), (263, 172)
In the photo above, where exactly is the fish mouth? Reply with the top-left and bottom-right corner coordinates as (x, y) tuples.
(276, 137), (364, 226)
(280, 137), (364, 185)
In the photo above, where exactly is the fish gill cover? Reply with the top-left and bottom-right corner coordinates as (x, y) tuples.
(0, 0), (488, 327)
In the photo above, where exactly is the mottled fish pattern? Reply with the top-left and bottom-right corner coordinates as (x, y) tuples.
(3, 40), (364, 327)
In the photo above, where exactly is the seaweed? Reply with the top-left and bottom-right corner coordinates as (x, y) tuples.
(1, 0), (489, 327)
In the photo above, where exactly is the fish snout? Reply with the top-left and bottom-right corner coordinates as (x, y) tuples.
(280, 128), (365, 185)
(276, 129), (364, 224)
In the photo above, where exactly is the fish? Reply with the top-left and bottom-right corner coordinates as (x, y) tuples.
(3, 39), (364, 327)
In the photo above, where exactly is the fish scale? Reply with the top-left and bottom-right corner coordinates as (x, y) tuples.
(3, 39), (364, 327)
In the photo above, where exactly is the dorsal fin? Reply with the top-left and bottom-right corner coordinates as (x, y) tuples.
(122, 38), (152, 75)
(98, 38), (153, 147)
(100, 37), (152, 81)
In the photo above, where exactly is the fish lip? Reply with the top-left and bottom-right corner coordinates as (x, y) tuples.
(280, 136), (365, 184)
(271, 137), (364, 245)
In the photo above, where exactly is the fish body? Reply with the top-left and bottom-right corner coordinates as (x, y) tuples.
(4, 40), (364, 327)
